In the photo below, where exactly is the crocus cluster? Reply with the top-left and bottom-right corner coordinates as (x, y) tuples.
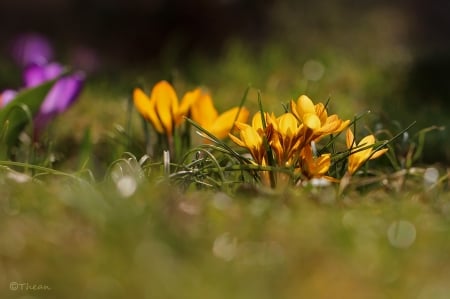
(133, 80), (249, 156)
(229, 95), (387, 186)
(0, 33), (84, 136)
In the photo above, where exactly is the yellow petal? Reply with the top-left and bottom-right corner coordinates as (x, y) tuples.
(133, 88), (164, 134)
(209, 107), (249, 139)
(277, 113), (299, 137)
(235, 107), (250, 123)
(297, 95), (316, 117)
(315, 154), (331, 175)
(358, 135), (375, 147)
(290, 100), (300, 120)
(133, 88), (151, 119)
(241, 125), (263, 149)
(317, 116), (341, 134)
(229, 133), (246, 147)
(338, 119), (350, 132)
(347, 155), (362, 175)
(252, 112), (264, 130)
(369, 147), (388, 160)
(270, 133), (283, 164)
(346, 129), (355, 149)
(303, 113), (321, 130)
(315, 103), (328, 124)
(176, 88), (202, 124)
(191, 93), (218, 128)
(230, 123), (265, 164)
(234, 121), (250, 131)
(152, 80), (179, 135)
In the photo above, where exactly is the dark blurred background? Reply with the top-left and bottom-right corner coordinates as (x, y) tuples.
(0, 0), (274, 65)
(1, 0), (449, 163)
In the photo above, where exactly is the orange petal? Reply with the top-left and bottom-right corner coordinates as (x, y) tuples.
(209, 107), (249, 139)
(133, 88), (151, 119)
(176, 88), (202, 124)
(152, 80), (179, 135)
(133, 88), (164, 133)
(191, 93), (218, 128)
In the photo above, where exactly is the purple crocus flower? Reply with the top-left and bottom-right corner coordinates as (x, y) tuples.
(9, 33), (54, 67)
(24, 63), (85, 133)
(0, 62), (84, 136)
(2, 33), (84, 138)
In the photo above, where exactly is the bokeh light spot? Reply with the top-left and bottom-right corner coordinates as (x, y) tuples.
(387, 220), (416, 249)
(303, 59), (325, 81)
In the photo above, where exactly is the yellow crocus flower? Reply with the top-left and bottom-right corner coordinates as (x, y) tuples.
(346, 129), (388, 175)
(270, 113), (304, 166)
(299, 146), (331, 179)
(191, 92), (249, 139)
(229, 121), (267, 165)
(290, 95), (350, 142)
(133, 80), (200, 135)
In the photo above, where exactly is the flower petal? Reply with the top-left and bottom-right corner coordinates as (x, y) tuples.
(24, 62), (63, 87)
(315, 154), (331, 175)
(0, 89), (17, 107)
(315, 102), (328, 124)
(40, 72), (84, 114)
(277, 113), (299, 137)
(369, 147), (388, 160)
(358, 135), (375, 147)
(190, 92), (218, 128)
(10, 33), (54, 67)
(346, 129), (355, 149)
(209, 107), (249, 139)
(176, 88), (202, 124)
(290, 100), (300, 120)
(133, 88), (164, 133)
(297, 95), (316, 117)
(133, 88), (151, 116)
(303, 113), (321, 130)
(229, 133), (246, 147)
(152, 80), (179, 135)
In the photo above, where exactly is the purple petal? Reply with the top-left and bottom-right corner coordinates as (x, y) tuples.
(33, 72), (84, 136)
(0, 89), (18, 107)
(24, 62), (64, 87)
(10, 33), (54, 67)
(40, 72), (85, 115)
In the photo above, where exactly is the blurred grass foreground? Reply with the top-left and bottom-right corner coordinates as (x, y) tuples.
(1, 0), (450, 298)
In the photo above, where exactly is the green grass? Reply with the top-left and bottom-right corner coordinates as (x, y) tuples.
(1, 168), (450, 299)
